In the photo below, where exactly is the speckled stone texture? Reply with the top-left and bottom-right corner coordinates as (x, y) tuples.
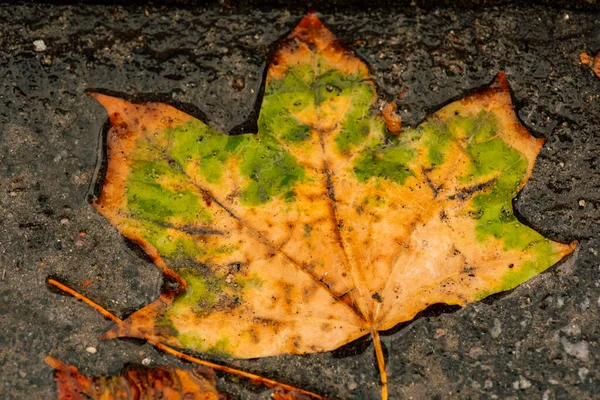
(0, 3), (598, 399)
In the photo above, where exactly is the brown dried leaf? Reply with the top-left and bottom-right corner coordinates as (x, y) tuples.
(45, 356), (225, 400)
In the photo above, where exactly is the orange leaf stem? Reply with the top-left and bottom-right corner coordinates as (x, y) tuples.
(48, 279), (121, 323)
(371, 330), (388, 400)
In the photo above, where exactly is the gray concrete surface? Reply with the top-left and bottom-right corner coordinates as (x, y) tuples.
(0, 3), (598, 399)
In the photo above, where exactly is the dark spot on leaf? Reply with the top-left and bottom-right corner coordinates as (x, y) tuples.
(228, 262), (242, 272)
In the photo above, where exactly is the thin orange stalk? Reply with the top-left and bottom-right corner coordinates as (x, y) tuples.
(48, 279), (121, 323)
(47, 278), (325, 400)
(371, 330), (388, 400)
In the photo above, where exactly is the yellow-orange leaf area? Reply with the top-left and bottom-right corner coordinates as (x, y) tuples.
(45, 356), (225, 400)
(90, 12), (576, 399)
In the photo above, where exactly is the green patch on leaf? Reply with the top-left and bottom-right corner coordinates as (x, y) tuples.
(258, 96), (311, 143)
(127, 160), (212, 224)
(467, 137), (532, 250)
(449, 110), (498, 143)
(136, 221), (205, 260)
(145, 119), (306, 206)
(334, 83), (378, 153)
(168, 120), (249, 183)
(178, 334), (231, 357)
(354, 141), (415, 184)
(207, 337), (232, 357)
(164, 268), (229, 327)
(474, 238), (556, 301)
(238, 138), (305, 205)
(178, 332), (207, 352)
(314, 70), (365, 104)
(420, 121), (454, 168)
(235, 273), (264, 290)
(501, 239), (554, 284)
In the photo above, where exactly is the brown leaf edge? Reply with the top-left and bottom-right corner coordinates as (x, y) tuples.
(46, 278), (326, 400)
(45, 356), (226, 400)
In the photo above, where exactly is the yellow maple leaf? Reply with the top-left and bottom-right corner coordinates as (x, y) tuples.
(85, 13), (575, 399)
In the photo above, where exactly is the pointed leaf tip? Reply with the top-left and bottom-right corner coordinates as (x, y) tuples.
(88, 92), (131, 117)
(293, 12), (328, 40)
(88, 92), (113, 106)
(493, 71), (508, 90)
(298, 11), (322, 26)
(477, 72), (509, 98)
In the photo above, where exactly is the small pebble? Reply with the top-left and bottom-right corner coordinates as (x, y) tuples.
(86, 346), (97, 354)
(561, 337), (589, 361)
(513, 376), (532, 389)
(578, 199), (586, 208)
(19, 371), (27, 378)
(60, 218), (70, 225)
(542, 389), (551, 400)
(519, 377), (532, 389)
(41, 54), (52, 66)
(578, 367), (589, 382)
(142, 357), (152, 366)
(490, 318), (502, 338)
(33, 39), (47, 52)
(232, 77), (245, 90)
(468, 347), (484, 359)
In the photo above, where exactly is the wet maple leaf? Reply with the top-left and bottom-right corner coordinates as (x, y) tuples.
(89, 12), (576, 399)
(45, 356), (225, 400)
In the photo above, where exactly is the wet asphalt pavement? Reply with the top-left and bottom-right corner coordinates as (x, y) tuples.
(0, 2), (599, 399)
